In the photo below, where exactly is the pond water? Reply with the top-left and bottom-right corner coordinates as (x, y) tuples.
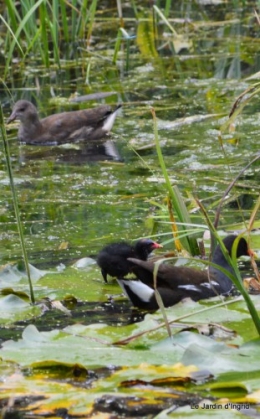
(1, 2), (260, 418)
(0, 0), (259, 282)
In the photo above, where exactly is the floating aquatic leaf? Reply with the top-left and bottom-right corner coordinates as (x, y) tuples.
(73, 257), (97, 270)
(0, 294), (40, 323)
(0, 262), (49, 287)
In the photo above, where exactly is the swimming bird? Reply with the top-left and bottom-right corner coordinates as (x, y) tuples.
(7, 100), (121, 145)
(117, 235), (251, 309)
(97, 238), (162, 283)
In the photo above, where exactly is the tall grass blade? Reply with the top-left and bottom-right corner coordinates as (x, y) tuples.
(113, 29), (122, 63)
(221, 83), (260, 133)
(25, 27), (43, 62)
(113, 28), (132, 70)
(167, 197), (182, 252)
(78, 0), (89, 38)
(86, 0), (98, 46)
(125, 38), (130, 72)
(47, 21), (61, 67)
(0, 105), (35, 304)
(60, 0), (69, 42)
(113, 296), (243, 345)
(248, 194), (260, 233)
(151, 107), (199, 255)
(197, 198), (260, 336)
(5, 0), (19, 33)
(39, 2), (50, 67)
(52, 0), (59, 44)
(248, 195), (260, 281)
(164, 0), (172, 18)
(116, 0), (124, 27)
(154, 290), (172, 338)
(130, 0), (139, 19)
(153, 259), (172, 338)
(4, 0), (45, 79)
(214, 153), (260, 229)
(85, 62), (91, 85)
(0, 14), (24, 57)
(153, 5), (178, 36)
(70, 0), (78, 42)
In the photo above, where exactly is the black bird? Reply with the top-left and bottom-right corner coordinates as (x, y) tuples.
(117, 235), (252, 310)
(97, 238), (162, 283)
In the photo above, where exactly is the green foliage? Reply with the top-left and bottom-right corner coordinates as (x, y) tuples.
(0, 104), (35, 303)
(2, 0), (99, 78)
(151, 107), (200, 255)
(1, 1), (260, 415)
(1, 310), (260, 415)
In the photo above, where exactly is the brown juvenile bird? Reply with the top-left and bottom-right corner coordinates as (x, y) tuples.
(7, 100), (121, 145)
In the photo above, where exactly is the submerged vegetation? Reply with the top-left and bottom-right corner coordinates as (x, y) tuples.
(0, 0), (260, 417)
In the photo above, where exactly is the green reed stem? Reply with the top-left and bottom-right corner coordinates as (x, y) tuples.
(0, 13), (24, 57)
(151, 107), (199, 255)
(0, 105), (35, 304)
(4, 0), (19, 34)
(164, 0), (172, 18)
(113, 29), (122, 63)
(78, 0), (89, 38)
(130, 0), (139, 19)
(60, 0), (69, 42)
(153, 261), (172, 338)
(197, 198), (260, 336)
(70, 0), (78, 41)
(153, 5), (178, 36)
(48, 20), (61, 67)
(4, 0), (45, 79)
(86, 0), (98, 45)
(39, 2), (50, 67)
(119, 28), (131, 73)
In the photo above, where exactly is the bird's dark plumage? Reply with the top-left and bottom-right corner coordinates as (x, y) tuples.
(97, 238), (162, 283)
(117, 235), (251, 309)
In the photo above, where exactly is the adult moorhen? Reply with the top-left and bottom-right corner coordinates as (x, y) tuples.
(7, 100), (121, 145)
(117, 235), (251, 310)
(97, 238), (162, 283)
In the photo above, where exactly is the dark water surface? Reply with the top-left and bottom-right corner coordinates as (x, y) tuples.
(0, 3), (260, 418)
(0, 0), (259, 269)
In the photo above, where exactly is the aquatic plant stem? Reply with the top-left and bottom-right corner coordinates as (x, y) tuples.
(4, 0), (45, 79)
(0, 104), (35, 304)
(197, 197), (260, 335)
(113, 296), (243, 345)
(214, 153), (260, 228)
(151, 107), (199, 255)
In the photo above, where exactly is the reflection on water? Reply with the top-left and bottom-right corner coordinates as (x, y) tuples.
(1, 1), (260, 270)
(18, 140), (123, 165)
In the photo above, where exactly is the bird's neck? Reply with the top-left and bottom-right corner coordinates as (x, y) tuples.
(20, 114), (42, 137)
(209, 247), (235, 288)
(134, 246), (149, 260)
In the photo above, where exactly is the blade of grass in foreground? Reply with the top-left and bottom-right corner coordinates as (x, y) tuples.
(214, 153), (260, 230)
(0, 105), (35, 304)
(197, 198), (260, 336)
(113, 296), (243, 346)
(151, 107), (199, 255)
(113, 251), (260, 345)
